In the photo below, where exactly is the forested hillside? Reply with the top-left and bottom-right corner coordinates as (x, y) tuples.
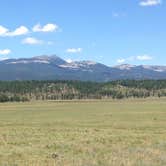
(0, 80), (166, 102)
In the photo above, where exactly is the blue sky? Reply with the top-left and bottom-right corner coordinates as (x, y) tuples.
(0, 0), (165, 66)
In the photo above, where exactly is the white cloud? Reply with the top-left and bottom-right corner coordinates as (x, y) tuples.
(0, 49), (11, 55)
(22, 37), (43, 45)
(117, 54), (153, 64)
(0, 26), (9, 36)
(139, 0), (161, 6)
(1, 26), (29, 37)
(117, 58), (126, 63)
(0, 25), (29, 37)
(66, 48), (82, 53)
(8, 26), (29, 36)
(32, 23), (59, 32)
(0, 23), (59, 37)
(136, 55), (153, 60)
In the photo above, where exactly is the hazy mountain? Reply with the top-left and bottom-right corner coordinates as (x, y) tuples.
(0, 55), (166, 81)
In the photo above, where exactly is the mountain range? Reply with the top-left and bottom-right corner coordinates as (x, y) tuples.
(0, 55), (166, 81)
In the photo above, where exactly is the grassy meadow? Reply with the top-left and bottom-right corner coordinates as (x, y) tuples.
(0, 99), (166, 165)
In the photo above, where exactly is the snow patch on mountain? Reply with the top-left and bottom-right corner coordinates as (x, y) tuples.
(142, 65), (166, 72)
(8, 60), (50, 64)
(114, 64), (136, 70)
(59, 61), (97, 69)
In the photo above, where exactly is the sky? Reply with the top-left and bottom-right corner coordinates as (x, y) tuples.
(0, 0), (165, 66)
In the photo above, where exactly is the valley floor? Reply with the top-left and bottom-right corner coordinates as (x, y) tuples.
(0, 99), (166, 166)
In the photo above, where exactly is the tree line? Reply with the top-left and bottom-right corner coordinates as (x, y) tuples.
(0, 80), (166, 102)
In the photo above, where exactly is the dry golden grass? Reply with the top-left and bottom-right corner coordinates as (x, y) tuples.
(0, 99), (166, 165)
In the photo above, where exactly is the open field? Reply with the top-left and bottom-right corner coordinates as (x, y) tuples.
(0, 99), (166, 166)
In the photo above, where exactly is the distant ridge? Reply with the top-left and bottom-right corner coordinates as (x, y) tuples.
(0, 55), (166, 81)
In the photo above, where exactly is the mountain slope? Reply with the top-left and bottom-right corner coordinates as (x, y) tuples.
(0, 55), (166, 81)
